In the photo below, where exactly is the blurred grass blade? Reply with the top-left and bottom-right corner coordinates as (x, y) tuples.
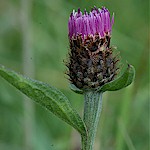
(98, 64), (135, 92)
(0, 65), (87, 136)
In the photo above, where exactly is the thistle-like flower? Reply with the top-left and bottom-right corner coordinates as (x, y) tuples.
(67, 7), (119, 90)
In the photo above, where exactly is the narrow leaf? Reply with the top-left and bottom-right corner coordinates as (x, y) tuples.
(70, 83), (83, 94)
(0, 65), (87, 136)
(98, 64), (135, 92)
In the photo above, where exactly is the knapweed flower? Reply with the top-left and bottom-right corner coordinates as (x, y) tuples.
(67, 7), (119, 89)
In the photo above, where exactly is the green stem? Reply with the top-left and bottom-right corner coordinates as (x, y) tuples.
(20, 0), (34, 149)
(82, 91), (103, 150)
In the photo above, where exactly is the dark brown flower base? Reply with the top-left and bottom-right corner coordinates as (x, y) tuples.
(67, 34), (119, 90)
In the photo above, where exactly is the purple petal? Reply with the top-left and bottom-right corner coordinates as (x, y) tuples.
(68, 7), (114, 39)
(111, 13), (114, 26)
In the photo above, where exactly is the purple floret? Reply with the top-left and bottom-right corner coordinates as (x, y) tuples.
(68, 7), (114, 39)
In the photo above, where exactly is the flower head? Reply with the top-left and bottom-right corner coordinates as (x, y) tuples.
(68, 7), (114, 39)
(67, 7), (119, 90)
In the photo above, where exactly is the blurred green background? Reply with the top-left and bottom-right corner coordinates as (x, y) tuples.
(0, 0), (149, 150)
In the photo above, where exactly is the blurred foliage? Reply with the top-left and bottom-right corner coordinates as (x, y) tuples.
(0, 0), (149, 150)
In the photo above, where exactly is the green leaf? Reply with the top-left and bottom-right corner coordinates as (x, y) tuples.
(0, 65), (87, 136)
(98, 64), (135, 92)
(69, 84), (83, 94)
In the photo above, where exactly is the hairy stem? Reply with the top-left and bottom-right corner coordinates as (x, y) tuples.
(82, 91), (103, 150)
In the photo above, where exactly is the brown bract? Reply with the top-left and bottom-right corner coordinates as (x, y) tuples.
(67, 34), (119, 90)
